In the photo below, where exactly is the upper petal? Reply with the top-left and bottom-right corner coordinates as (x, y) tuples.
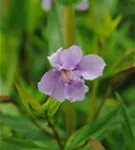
(42, 0), (52, 12)
(47, 48), (63, 68)
(79, 55), (106, 80)
(65, 80), (89, 102)
(61, 45), (83, 70)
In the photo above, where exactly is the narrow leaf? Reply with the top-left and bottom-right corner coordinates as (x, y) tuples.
(65, 106), (120, 150)
(15, 81), (42, 113)
(115, 92), (135, 143)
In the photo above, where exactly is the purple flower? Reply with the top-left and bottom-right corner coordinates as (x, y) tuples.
(42, 0), (89, 12)
(76, 1), (89, 11)
(42, 0), (52, 12)
(38, 45), (106, 102)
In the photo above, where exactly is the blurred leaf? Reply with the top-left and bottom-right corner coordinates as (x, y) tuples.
(96, 12), (122, 37)
(0, 114), (48, 140)
(122, 86), (135, 103)
(115, 92), (135, 147)
(0, 31), (20, 95)
(26, 0), (42, 32)
(46, 2), (63, 54)
(15, 81), (42, 115)
(1, 138), (57, 150)
(65, 106), (120, 150)
(1, 0), (42, 32)
(4, 0), (28, 31)
(0, 103), (20, 116)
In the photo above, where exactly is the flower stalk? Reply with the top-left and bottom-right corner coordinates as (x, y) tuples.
(47, 115), (63, 150)
(63, 4), (75, 48)
(89, 80), (98, 121)
(63, 4), (76, 137)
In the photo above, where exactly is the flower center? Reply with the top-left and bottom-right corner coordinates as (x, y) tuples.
(61, 70), (74, 84)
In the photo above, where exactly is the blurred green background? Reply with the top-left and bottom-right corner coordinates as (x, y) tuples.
(0, 0), (135, 150)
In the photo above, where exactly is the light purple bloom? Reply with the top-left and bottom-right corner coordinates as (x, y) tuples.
(42, 0), (89, 12)
(38, 45), (106, 102)
(76, 1), (89, 11)
(42, 0), (52, 12)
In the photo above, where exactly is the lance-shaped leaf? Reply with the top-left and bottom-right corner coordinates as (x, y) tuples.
(65, 106), (120, 150)
(15, 81), (42, 116)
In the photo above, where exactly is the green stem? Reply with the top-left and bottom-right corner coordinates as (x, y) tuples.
(89, 80), (98, 121)
(65, 101), (76, 138)
(63, 4), (74, 48)
(63, 4), (76, 137)
(93, 87), (111, 120)
(31, 118), (54, 138)
(46, 115), (63, 150)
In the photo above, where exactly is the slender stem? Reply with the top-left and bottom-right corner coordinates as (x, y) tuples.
(65, 101), (76, 138)
(111, 48), (135, 71)
(93, 87), (111, 120)
(63, 4), (76, 137)
(47, 115), (63, 150)
(31, 118), (54, 138)
(89, 80), (98, 121)
(94, 64), (135, 120)
(63, 4), (74, 48)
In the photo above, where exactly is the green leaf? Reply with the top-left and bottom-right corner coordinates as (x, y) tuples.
(0, 103), (20, 116)
(15, 79), (61, 117)
(15, 81), (42, 115)
(1, 138), (57, 150)
(26, 0), (42, 32)
(115, 92), (135, 146)
(46, 2), (63, 55)
(0, 114), (47, 140)
(4, 0), (28, 31)
(96, 12), (122, 37)
(65, 106), (120, 150)
(0, 31), (20, 95)
(42, 97), (61, 117)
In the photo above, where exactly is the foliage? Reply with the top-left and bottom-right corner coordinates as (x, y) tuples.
(0, 0), (135, 150)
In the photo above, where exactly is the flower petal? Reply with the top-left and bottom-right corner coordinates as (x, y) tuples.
(65, 80), (89, 102)
(76, 1), (89, 11)
(47, 48), (63, 68)
(79, 55), (106, 80)
(42, 0), (52, 12)
(51, 78), (65, 101)
(38, 69), (66, 101)
(61, 45), (83, 70)
(38, 69), (60, 96)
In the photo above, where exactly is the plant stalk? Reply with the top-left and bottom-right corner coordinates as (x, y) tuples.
(63, 4), (74, 48)
(63, 4), (76, 137)
(47, 115), (63, 150)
